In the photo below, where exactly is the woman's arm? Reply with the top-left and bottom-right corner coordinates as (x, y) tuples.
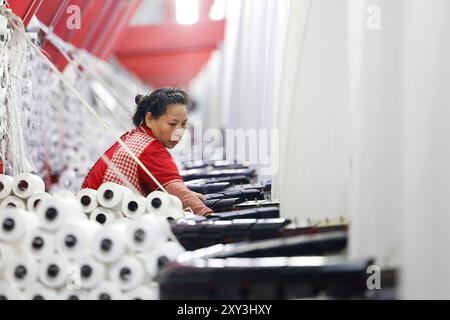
(165, 180), (213, 216)
(139, 142), (213, 216)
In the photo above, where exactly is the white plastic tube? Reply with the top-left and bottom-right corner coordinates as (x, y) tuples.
(91, 223), (127, 263)
(22, 282), (59, 300)
(36, 197), (85, 231)
(125, 215), (170, 252)
(76, 188), (98, 213)
(0, 243), (14, 271)
(0, 175), (14, 200)
(109, 255), (145, 291)
(27, 192), (52, 212)
(121, 193), (146, 219)
(38, 255), (71, 289)
(24, 227), (56, 260)
(11, 173), (45, 199)
(124, 284), (159, 300)
(0, 209), (39, 243)
(55, 221), (101, 257)
(72, 254), (106, 290)
(90, 207), (122, 226)
(0, 281), (24, 300)
(97, 182), (132, 211)
(88, 281), (124, 300)
(0, 196), (26, 210)
(5, 255), (39, 289)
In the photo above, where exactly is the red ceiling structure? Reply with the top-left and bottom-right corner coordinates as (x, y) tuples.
(7, 0), (226, 88)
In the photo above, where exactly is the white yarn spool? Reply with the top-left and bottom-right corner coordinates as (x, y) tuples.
(125, 215), (170, 252)
(59, 288), (87, 300)
(124, 284), (159, 300)
(5, 255), (39, 289)
(114, 218), (131, 225)
(53, 189), (76, 199)
(0, 243), (14, 271)
(0, 281), (24, 300)
(22, 282), (59, 300)
(170, 195), (183, 211)
(0, 209), (39, 243)
(91, 223), (127, 263)
(89, 281), (123, 300)
(76, 188), (98, 213)
(168, 194), (185, 220)
(143, 241), (186, 279)
(55, 221), (100, 257)
(141, 252), (158, 279)
(121, 193), (146, 219)
(24, 227), (56, 260)
(72, 254), (106, 290)
(158, 241), (186, 259)
(0, 175), (13, 200)
(36, 197), (85, 231)
(146, 191), (172, 212)
(146, 191), (184, 219)
(97, 182), (132, 210)
(109, 255), (145, 291)
(27, 192), (51, 212)
(0, 196), (26, 210)
(11, 173), (45, 199)
(38, 255), (71, 289)
(58, 169), (83, 190)
(90, 207), (122, 226)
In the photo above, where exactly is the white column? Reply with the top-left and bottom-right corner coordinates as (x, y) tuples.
(400, 0), (450, 299)
(275, 0), (351, 221)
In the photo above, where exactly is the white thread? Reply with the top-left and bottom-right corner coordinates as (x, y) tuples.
(2, 9), (168, 194)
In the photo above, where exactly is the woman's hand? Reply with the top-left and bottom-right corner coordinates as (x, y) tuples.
(164, 181), (213, 216)
(192, 191), (205, 202)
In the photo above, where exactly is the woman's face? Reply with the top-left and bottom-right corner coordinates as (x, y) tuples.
(145, 104), (188, 149)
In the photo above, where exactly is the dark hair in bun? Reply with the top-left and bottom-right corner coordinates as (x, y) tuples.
(135, 94), (145, 106)
(132, 88), (190, 127)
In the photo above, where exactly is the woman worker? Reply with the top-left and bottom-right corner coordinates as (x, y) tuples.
(81, 88), (213, 216)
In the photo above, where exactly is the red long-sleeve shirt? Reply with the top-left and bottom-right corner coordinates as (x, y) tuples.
(82, 125), (212, 215)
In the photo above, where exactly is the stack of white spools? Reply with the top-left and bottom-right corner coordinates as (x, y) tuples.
(0, 174), (187, 300)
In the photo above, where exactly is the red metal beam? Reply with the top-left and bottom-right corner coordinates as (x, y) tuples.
(116, 20), (225, 55)
(35, 0), (62, 24)
(66, 0), (107, 48)
(90, 1), (127, 56)
(129, 62), (208, 76)
(118, 48), (214, 67)
(58, 0), (95, 45)
(82, 0), (116, 52)
(130, 57), (210, 88)
(8, 0), (43, 27)
(48, 0), (94, 69)
(97, 0), (142, 59)
(36, 0), (98, 70)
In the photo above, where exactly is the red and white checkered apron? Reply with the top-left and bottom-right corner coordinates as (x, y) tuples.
(102, 127), (155, 195)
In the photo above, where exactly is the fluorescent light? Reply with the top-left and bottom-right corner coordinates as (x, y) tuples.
(209, 0), (226, 21)
(176, 0), (199, 25)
